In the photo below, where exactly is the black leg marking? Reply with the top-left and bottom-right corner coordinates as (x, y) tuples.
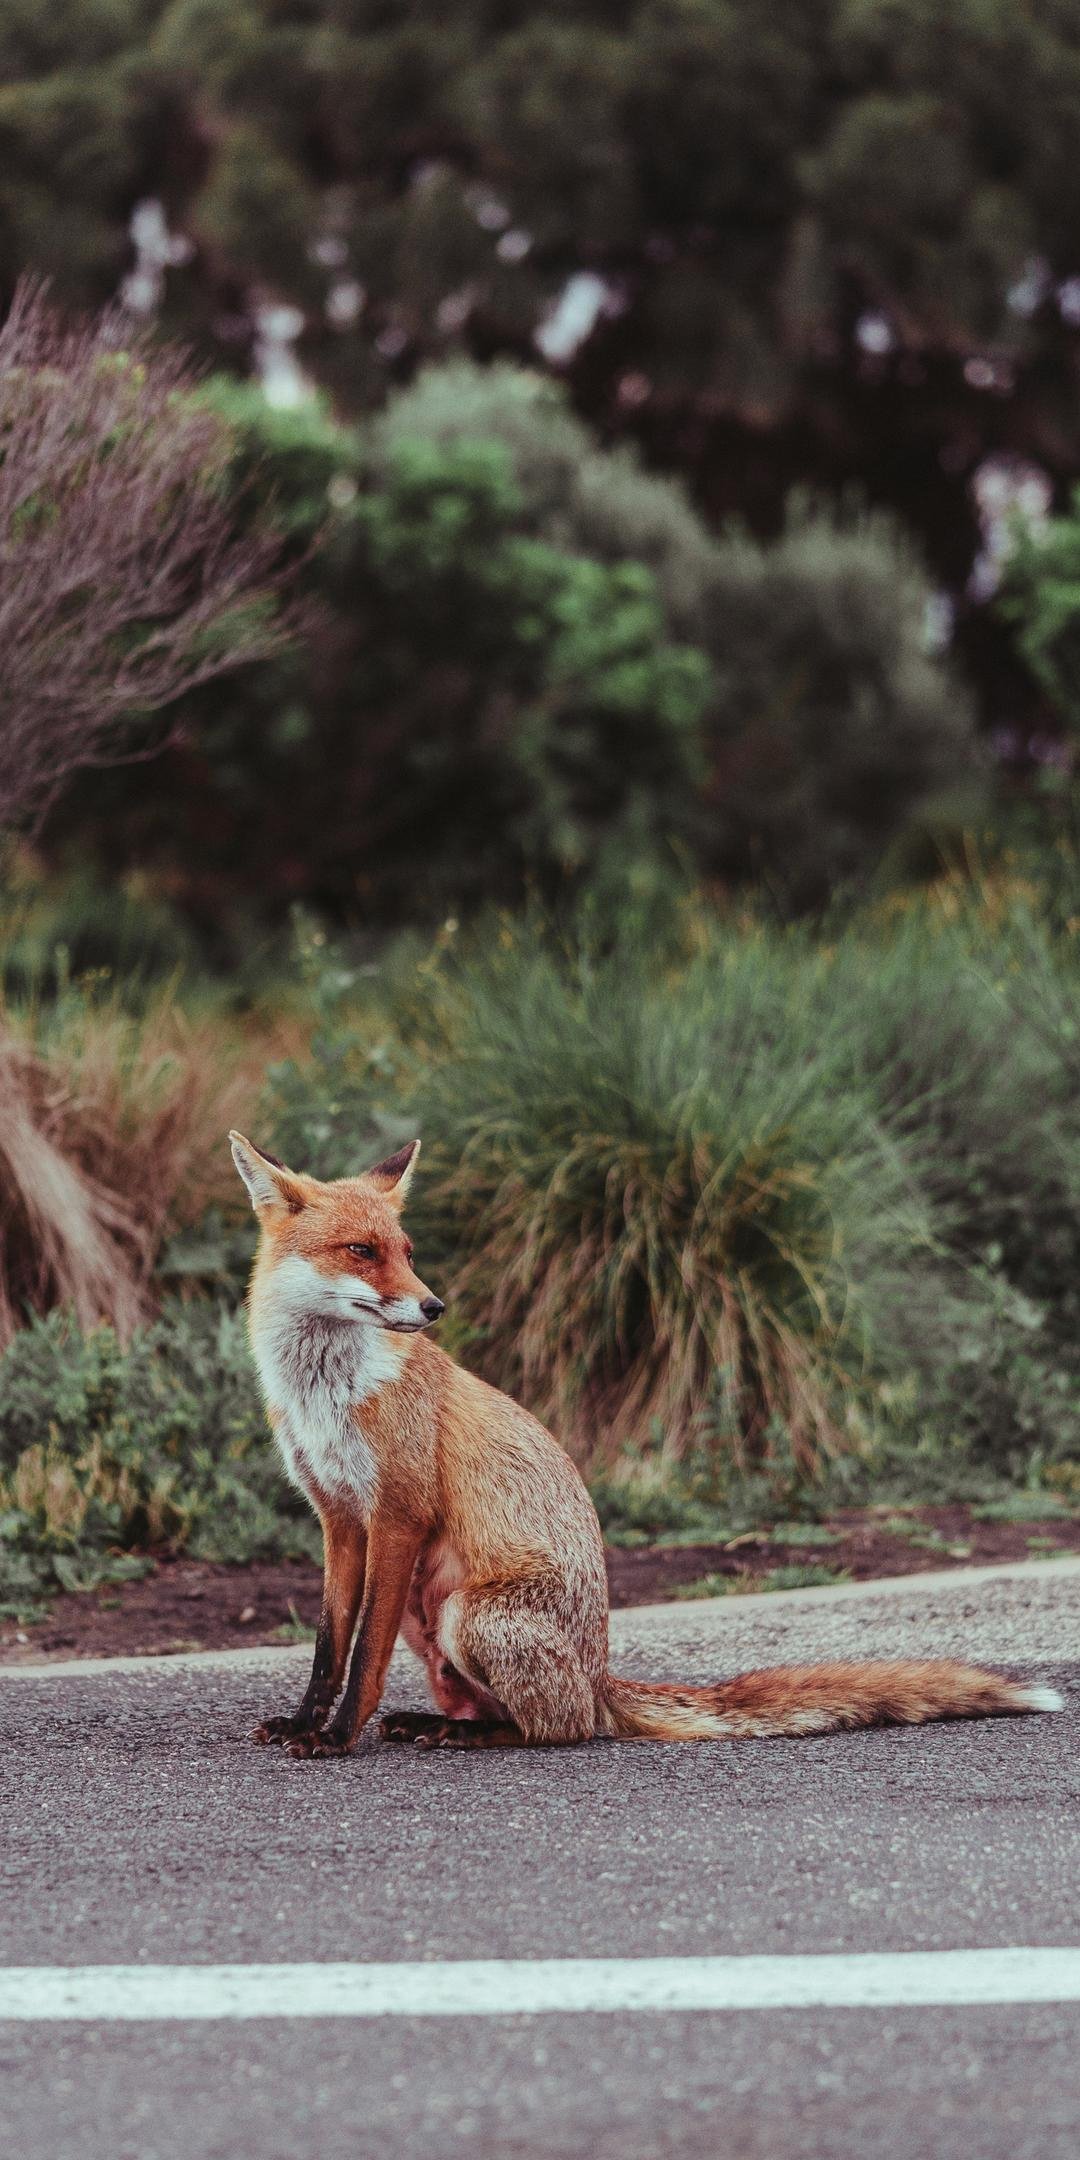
(251, 1618), (338, 1745)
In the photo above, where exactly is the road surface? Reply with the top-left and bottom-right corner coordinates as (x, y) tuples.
(1, 1559), (1078, 2159)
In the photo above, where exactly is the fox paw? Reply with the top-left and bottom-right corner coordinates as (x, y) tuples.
(379, 1711), (522, 1749)
(251, 1713), (324, 1747)
(379, 1711), (446, 1744)
(414, 1717), (488, 1749)
(285, 1726), (354, 1761)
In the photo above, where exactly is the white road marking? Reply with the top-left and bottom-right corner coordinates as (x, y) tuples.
(1, 1950), (1079, 2021)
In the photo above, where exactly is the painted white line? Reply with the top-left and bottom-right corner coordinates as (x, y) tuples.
(1, 1951), (1080, 2021)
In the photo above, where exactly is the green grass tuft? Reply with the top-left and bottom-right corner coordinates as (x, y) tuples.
(675, 1562), (852, 1600)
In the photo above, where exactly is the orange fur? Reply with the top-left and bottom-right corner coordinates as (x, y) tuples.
(232, 1135), (1064, 1756)
(601, 1659), (1052, 1741)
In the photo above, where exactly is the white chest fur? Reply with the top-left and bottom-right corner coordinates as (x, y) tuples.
(249, 1256), (406, 1509)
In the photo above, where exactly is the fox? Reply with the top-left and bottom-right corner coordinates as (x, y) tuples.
(230, 1129), (1064, 1759)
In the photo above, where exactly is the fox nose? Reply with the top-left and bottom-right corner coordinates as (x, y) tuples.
(420, 1296), (444, 1323)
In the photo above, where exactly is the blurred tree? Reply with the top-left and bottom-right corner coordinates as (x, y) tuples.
(55, 378), (711, 926)
(697, 497), (985, 903)
(0, 280), (288, 834)
(4, 0), (1080, 625)
(52, 366), (979, 922)
(370, 362), (984, 906)
(370, 358), (719, 634)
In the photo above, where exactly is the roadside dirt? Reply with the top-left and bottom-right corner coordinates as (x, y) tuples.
(3, 1504), (1079, 1665)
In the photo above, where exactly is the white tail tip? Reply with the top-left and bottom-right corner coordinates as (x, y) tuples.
(1016, 1684), (1065, 1713)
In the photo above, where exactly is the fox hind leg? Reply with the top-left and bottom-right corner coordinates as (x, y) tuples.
(426, 1651), (497, 1720)
(439, 1588), (597, 1746)
(379, 1709), (524, 1747)
(380, 1641), (509, 1741)
(416, 1716), (524, 1749)
(380, 1710), (447, 1742)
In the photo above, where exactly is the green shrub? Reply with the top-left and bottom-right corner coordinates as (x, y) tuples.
(372, 370), (984, 907)
(345, 434), (711, 907)
(588, 1452), (725, 1548)
(811, 901), (1080, 1339)
(0, 869), (199, 1001)
(371, 359), (719, 634)
(697, 499), (984, 903)
(0, 1304), (313, 1616)
(53, 364), (984, 927)
(999, 489), (1080, 730)
(63, 380), (711, 923)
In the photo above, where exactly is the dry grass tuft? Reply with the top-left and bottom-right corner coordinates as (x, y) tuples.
(410, 935), (930, 1473)
(0, 991), (269, 1347)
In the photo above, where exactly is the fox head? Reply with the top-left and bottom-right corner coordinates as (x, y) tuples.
(229, 1131), (443, 1335)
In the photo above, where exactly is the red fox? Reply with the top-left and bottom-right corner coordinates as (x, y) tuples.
(230, 1131), (1064, 1758)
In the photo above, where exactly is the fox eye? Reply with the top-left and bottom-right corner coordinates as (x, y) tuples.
(404, 1241), (414, 1263)
(346, 1242), (377, 1263)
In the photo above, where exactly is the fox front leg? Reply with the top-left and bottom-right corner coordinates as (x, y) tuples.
(286, 1517), (421, 1760)
(251, 1621), (339, 1746)
(253, 1511), (366, 1746)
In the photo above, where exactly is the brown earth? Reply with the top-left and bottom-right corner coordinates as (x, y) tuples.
(3, 1505), (1079, 1666)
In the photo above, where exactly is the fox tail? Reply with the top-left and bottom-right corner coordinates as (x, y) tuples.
(601, 1659), (1064, 1742)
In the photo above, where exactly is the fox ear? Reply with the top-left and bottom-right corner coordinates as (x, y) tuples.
(364, 1137), (420, 1210)
(229, 1132), (307, 1216)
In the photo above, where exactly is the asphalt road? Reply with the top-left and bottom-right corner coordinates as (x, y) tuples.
(2, 1561), (1078, 2160)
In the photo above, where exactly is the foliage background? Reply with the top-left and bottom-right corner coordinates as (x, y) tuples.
(4, 1), (1080, 1607)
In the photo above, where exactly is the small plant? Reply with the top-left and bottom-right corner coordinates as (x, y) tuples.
(873, 1515), (962, 1555)
(675, 1563), (852, 1600)
(756, 1563), (852, 1592)
(767, 1522), (841, 1548)
(588, 1437), (729, 1547)
(673, 1572), (749, 1600)
(999, 487), (1080, 734)
(972, 1492), (1074, 1524)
